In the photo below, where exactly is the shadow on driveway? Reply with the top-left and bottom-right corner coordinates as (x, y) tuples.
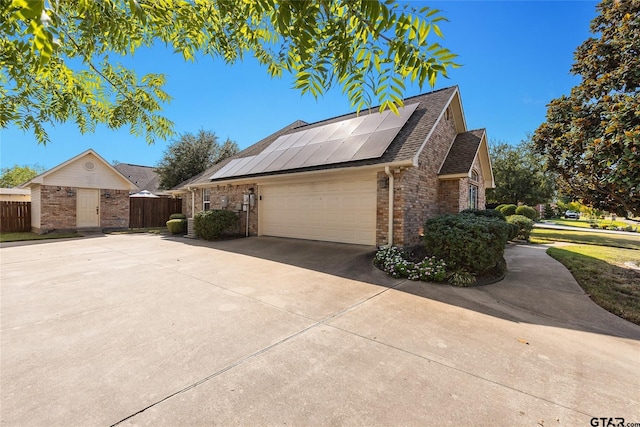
(166, 235), (640, 341)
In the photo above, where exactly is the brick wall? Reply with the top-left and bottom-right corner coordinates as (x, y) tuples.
(438, 179), (461, 214)
(390, 109), (458, 247)
(188, 184), (258, 236)
(39, 185), (77, 232)
(100, 189), (129, 229)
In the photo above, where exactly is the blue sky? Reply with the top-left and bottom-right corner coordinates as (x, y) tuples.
(0, 1), (598, 171)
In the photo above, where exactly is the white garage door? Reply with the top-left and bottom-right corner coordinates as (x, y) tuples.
(260, 177), (377, 245)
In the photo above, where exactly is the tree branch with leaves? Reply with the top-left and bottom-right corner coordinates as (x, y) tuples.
(1, 0), (459, 145)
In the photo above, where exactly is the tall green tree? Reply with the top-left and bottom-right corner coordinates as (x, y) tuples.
(156, 130), (239, 189)
(1, 0), (459, 145)
(532, 0), (639, 216)
(487, 139), (556, 206)
(0, 164), (45, 187)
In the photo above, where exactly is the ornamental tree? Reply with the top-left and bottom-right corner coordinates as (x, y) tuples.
(0, 164), (45, 187)
(1, 0), (458, 144)
(155, 130), (238, 189)
(486, 138), (556, 206)
(532, 0), (639, 216)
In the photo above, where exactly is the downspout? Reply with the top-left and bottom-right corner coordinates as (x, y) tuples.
(384, 166), (394, 247)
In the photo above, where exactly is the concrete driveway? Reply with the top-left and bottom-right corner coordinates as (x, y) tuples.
(1, 234), (639, 426)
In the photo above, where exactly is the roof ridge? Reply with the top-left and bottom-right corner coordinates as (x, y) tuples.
(296, 86), (459, 129)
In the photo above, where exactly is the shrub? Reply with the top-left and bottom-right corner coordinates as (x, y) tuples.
(506, 223), (519, 241)
(515, 205), (538, 220)
(506, 215), (534, 241)
(169, 213), (186, 220)
(373, 246), (447, 282)
(543, 204), (554, 219)
(194, 209), (238, 240)
(166, 218), (187, 234)
(422, 214), (509, 276)
(461, 208), (505, 220)
(498, 204), (517, 216)
(448, 270), (476, 287)
(495, 204), (506, 213)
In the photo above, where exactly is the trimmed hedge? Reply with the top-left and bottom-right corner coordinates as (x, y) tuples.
(194, 209), (238, 240)
(166, 218), (187, 234)
(422, 214), (509, 275)
(460, 208), (505, 220)
(515, 205), (538, 220)
(506, 222), (519, 241)
(506, 215), (534, 241)
(169, 213), (187, 220)
(498, 204), (517, 216)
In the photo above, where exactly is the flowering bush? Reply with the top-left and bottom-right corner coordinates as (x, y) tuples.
(374, 246), (447, 282)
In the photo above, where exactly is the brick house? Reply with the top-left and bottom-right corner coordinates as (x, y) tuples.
(172, 86), (494, 247)
(23, 149), (137, 233)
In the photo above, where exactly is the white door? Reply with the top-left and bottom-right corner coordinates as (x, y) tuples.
(77, 188), (100, 227)
(260, 176), (377, 245)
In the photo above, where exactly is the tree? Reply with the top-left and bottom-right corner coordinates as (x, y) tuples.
(0, 164), (45, 187)
(1, 1), (459, 145)
(532, 0), (640, 216)
(156, 130), (239, 189)
(486, 138), (556, 206)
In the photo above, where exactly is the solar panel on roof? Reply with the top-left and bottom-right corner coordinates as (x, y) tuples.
(210, 102), (419, 181)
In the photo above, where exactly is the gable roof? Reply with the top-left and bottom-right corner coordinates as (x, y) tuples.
(113, 163), (166, 195)
(22, 149), (138, 191)
(173, 86), (465, 189)
(438, 129), (495, 188)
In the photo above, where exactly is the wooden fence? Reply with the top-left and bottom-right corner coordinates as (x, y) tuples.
(129, 197), (182, 228)
(0, 201), (31, 233)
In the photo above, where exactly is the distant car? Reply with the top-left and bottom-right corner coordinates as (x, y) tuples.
(564, 210), (580, 219)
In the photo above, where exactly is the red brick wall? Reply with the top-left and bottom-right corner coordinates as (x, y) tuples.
(391, 110), (459, 246)
(37, 185), (129, 232)
(39, 185), (76, 232)
(188, 184), (258, 236)
(100, 189), (129, 229)
(438, 179), (461, 214)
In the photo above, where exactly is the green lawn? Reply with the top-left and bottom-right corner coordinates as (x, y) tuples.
(531, 228), (640, 250)
(0, 232), (81, 243)
(547, 245), (640, 325)
(534, 226), (640, 325)
(542, 218), (632, 229)
(1, 227), (168, 242)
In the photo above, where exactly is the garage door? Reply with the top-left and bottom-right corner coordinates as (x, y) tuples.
(260, 177), (377, 245)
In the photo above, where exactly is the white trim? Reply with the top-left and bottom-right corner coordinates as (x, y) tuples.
(183, 160), (414, 189)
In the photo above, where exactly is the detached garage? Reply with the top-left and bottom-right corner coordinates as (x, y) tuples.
(22, 149), (138, 233)
(173, 86), (494, 247)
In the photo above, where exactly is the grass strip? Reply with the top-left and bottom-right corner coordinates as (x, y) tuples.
(0, 232), (80, 243)
(542, 219), (632, 229)
(547, 245), (640, 325)
(531, 228), (640, 250)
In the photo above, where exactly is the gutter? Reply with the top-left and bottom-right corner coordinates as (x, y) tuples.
(384, 166), (394, 247)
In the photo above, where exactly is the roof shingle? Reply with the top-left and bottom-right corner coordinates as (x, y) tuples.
(438, 129), (485, 176)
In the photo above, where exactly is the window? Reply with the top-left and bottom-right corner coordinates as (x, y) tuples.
(471, 170), (479, 182)
(203, 188), (211, 211)
(469, 184), (478, 210)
